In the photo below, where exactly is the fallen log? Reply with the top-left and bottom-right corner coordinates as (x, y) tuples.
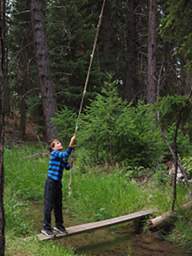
(149, 201), (192, 231)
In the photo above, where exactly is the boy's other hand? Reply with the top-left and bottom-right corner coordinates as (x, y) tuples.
(69, 135), (77, 148)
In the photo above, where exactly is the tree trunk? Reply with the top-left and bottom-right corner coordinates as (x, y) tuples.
(31, 0), (57, 141)
(147, 0), (157, 103)
(17, 0), (32, 140)
(124, 0), (138, 101)
(0, 0), (5, 254)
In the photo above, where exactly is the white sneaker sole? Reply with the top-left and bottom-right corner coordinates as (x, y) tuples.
(53, 227), (67, 235)
(41, 230), (55, 238)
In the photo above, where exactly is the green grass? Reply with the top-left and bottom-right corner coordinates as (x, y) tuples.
(5, 187), (32, 235)
(64, 170), (189, 221)
(4, 144), (77, 256)
(66, 172), (149, 221)
(169, 207), (192, 252)
(5, 145), (47, 200)
(4, 144), (192, 255)
(6, 233), (77, 256)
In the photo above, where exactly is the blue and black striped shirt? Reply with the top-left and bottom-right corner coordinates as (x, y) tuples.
(48, 147), (73, 181)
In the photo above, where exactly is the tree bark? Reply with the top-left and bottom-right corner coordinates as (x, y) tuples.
(147, 0), (157, 103)
(0, 0), (5, 254)
(17, 0), (32, 139)
(31, 0), (57, 141)
(124, 0), (138, 101)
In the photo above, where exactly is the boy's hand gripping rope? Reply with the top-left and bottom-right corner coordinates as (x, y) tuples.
(68, 0), (106, 197)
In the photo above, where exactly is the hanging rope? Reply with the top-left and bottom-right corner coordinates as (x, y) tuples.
(74, 0), (107, 134)
(68, 0), (106, 197)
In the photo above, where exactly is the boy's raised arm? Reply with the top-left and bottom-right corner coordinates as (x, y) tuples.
(51, 148), (72, 160)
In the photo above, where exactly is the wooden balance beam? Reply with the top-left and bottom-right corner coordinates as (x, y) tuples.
(37, 209), (154, 241)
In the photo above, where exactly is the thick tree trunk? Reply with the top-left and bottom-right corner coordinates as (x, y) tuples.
(0, 0), (5, 255)
(124, 0), (138, 101)
(31, 0), (57, 141)
(147, 0), (157, 103)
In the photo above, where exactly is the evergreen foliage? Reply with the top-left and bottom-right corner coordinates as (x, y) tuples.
(47, 0), (104, 109)
(4, 1), (192, 253)
(79, 79), (162, 166)
(52, 107), (77, 146)
(161, 0), (192, 68)
(54, 76), (164, 167)
(8, 0), (192, 125)
(157, 95), (192, 156)
(53, 79), (192, 168)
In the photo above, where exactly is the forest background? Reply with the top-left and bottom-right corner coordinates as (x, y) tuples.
(1, 0), (192, 255)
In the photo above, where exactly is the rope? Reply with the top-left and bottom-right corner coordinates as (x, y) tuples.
(68, 163), (73, 197)
(68, 0), (106, 197)
(74, 0), (106, 134)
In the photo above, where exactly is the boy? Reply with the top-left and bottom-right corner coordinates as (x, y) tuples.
(41, 135), (76, 238)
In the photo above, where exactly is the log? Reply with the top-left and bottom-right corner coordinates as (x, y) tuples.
(149, 201), (192, 231)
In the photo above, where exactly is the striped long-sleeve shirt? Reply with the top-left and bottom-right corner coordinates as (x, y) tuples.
(48, 147), (73, 181)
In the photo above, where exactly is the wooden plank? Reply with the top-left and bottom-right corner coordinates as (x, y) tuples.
(37, 209), (154, 241)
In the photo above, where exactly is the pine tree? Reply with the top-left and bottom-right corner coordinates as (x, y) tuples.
(8, 0), (36, 138)
(31, 0), (57, 141)
(160, 0), (192, 95)
(124, 0), (139, 101)
(147, 0), (157, 103)
(47, 0), (102, 110)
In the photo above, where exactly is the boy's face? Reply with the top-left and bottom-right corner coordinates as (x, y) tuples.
(52, 140), (63, 151)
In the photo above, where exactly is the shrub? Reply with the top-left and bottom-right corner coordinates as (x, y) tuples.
(78, 76), (164, 167)
(157, 95), (192, 156)
(52, 79), (192, 170)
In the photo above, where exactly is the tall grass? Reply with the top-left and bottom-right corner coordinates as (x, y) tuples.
(64, 170), (188, 221)
(4, 144), (77, 256)
(5, 187), (32, 235)
(65, 172), (147, 221)
(5, 145), (47, 200)
(4, 144), (192, 255)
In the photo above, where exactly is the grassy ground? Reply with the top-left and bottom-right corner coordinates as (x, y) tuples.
(6, 234), (76, 256)
(4, 144), (192, 255)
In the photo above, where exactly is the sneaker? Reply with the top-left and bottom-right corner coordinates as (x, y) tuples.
(53, 225), (67, 235)
(41, 228), (54, 238)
